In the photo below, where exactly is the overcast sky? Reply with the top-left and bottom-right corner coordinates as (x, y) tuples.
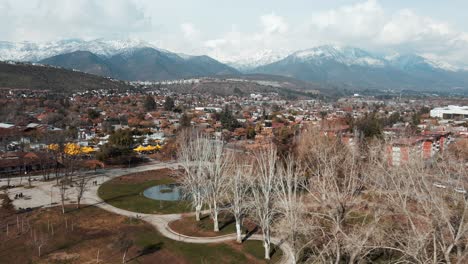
(1, 0), (468, 65)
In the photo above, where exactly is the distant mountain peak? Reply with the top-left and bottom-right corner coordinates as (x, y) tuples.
(290, 45), (386, 67)
(37, 45), (239, 81)
(253, 45), (468, 93)
(219, 49), (290, 71)
(0, 38), (159, 62)
(387, 53), (459, 72)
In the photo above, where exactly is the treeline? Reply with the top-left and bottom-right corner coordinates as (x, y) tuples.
(177, 128), (468, 263)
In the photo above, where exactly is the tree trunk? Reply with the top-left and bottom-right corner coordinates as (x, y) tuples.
(291, 254), (297, 264)
(122, 249), (127, 264)
(235, 219), (242, 243)
(213, 206), (219, 232)
(445, 246), (454, 264)
(335, 244), (341, 264)
(195, 204), (202, 221)
(264, 240), (271, 260)
(61, 199), (65, 214)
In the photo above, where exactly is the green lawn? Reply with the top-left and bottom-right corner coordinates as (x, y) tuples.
(133, 225), (282, 264)
(242, 240), (283, 263)
(197, 213), (238, 235)
(98, 178), (191, 214)
(176, 213), (238, 236)
(134, 230), (247, 264)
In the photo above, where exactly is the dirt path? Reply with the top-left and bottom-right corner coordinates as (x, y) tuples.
(2, 160), (294, 264)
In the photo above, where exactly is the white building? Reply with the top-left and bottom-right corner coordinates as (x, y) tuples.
(430, 105), (468, 119)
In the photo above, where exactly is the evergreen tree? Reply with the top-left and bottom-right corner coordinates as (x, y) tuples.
(356, 113), (383, 139)
(220, 106), (240, 131)
(109, 129), (134, 148)
(164, 96), (175, 111)
(144, 95), (156, 111)
(180, 112), (191, 128)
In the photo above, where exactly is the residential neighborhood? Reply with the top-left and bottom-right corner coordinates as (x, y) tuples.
(2, 1), (468, 263)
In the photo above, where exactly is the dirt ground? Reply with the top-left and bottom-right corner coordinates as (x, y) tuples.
(0, 203), (190, 264)
(113, 168), (178, 184)
(0, 201), (275, 264)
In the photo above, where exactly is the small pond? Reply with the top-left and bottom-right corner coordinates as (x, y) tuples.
(143, 183), (183, 201)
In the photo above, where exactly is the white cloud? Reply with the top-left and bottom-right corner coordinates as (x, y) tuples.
(309, 0), (385, 40)
(300, 0), (468, 67)
(1, 0), (468, 67)
(259, 13), (288, 35)
(180, 23), (200, 40)
(0, 0), (152, 41)
(201, 14), (292, 64)
(378, 9), (453, 46)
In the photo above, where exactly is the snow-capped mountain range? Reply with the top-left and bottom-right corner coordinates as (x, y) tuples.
(0, 39), (161, 62)
(290, 45), (385, 68)
(286, 45), (463, 72)
(0, 39), (463, 72)
(252, 45), (468, 92)
(1, 39), (467, 92)
(218, 49), (291, 70)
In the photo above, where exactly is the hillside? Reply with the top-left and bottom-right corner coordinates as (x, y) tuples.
(146, 77), (320, 99)
(252, 45), (468, 93)
(0, 61), (132, 93)
(40, 51), (114, 77)
(39, 48), (240, 81)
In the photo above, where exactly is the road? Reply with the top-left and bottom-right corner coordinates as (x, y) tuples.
(1, 160), (294, 264)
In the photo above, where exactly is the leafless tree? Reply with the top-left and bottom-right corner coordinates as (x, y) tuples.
(274, 155), (305, 263)
(226, 156), (252, 243)
(178, 129), (232, 231)
(178, 129), (211, 221)
(75, 173), (90, 208)
(298, 130), (386, 263)
(205, 139), (230, 232)
(427, 158), (468, 264)
(249, 145), (278, 260)
(116, 235), (133, 264)
(6, 173), (12, 188)
(58, 177), (68, 214)
(292, 126), (468, 263)
(38, 153), (51, 181)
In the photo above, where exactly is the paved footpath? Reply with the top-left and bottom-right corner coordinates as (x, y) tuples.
(2, 161), (294, 264)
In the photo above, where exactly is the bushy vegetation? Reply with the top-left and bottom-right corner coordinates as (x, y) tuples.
(96, 129), (143, 165)
(220, 106), (240, 131)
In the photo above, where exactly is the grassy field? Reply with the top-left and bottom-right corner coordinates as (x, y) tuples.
(169, 212), (258, 237)
(243, 241), (284, 264)
(97, 169), (191, 214)
(0, 204), (281, 264)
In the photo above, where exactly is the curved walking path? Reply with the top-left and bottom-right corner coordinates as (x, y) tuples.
(4, 160), (294, 263)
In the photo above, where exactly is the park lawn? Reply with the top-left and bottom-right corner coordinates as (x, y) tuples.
(98, 177), (191, 214)
(241, 240), (284, 264)
(0, 205), (280, 264)
(134, 228), (282, 264)
(169, 212), (258, 237)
